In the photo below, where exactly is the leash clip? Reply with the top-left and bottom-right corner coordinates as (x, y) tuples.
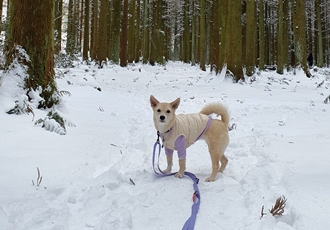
(192, 191), (199, 202)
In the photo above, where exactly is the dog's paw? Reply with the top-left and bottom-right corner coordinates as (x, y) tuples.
(205, 176), (216, 182)
(175, 172), (184, 179)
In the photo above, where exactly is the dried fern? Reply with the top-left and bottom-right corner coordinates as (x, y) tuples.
(269, 196), (287, 216)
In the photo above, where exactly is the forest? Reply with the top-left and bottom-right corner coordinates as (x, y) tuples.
(0, 0), (329, 108)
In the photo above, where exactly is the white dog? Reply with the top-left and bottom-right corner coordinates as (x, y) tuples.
(150, 95), (230, 182)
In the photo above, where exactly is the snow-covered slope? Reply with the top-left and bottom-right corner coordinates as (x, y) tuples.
(1, 62), (329, 229)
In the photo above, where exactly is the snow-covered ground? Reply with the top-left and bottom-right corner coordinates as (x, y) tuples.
(1, 62), (330, 230)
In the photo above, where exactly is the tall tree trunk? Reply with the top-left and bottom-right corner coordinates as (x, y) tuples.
(258, 0), (265, 70)
(225, 0), (243, 81)
(120, 0), (128, 67)
(315, 0), (324, 67)
(219, 0), (228, 72)
(54, 0), (62, 54)
(277, 0), (285, 74)
(6, 0), (58, 108)
(291, 0), (308, 76)
(245, 0), (257, 76)
(134, 0), (141, 63)
(0, 0), (3, 31)
(66, 0), (75, 56)
(283, 0), (289, 71)
(110, 0), (120, 63)
(199, 0), (206, 71)
(97, 0), (108, 66)
(210, 0), (219, 73)
(182, 0), (190, 63)
(149, 0), (158, 65)
(191, 0), (196, 66)
(83, 0), (90, 62)
(128, 0), (136, 63)
(90, 0), (98, 60)
(142, 0), (149, 64)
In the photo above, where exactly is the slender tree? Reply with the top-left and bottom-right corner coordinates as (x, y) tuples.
(225, 0), (243, 81)
(150, 0), (160, 65)
(128, 0), (136, 63)
(134, 0), (141, 63)
(90, 0), (98, 60)
(120, 0), (128, 67)
(199, 0), (206, 71)
(191, 0), (196, 65)
(258, 0), (265, 70)
(283, 0), (289, 71)
(277, 0), (285, 74)
(142, 0), (150, 64)
(315, 0), (324, 67)
(83, 0), (90, 62)
(245, 0), (257, 76)
(0, 0), (3, 31)
(66, 0), (75, 56)
(210, 0), (219, 73)
(291, 0), (308, 75)
(182, 0), (190, 63)
(97, 0), (108, 66)
(54, 0), (63, 54)
(110, 0), (120, 63)
(6, 0), (58, 108)
(219, 0), (228, 72)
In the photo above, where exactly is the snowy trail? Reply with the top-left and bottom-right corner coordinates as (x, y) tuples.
(1, 62), (330, 229)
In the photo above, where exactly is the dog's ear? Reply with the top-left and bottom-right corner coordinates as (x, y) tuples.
(150, 95), (159, 108)
(171, 97), (180, 110)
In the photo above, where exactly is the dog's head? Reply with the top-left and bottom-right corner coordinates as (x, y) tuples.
(150, 95), (180, 133)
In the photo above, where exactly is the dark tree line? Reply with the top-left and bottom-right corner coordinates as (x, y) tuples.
(60, 0), (329, 81)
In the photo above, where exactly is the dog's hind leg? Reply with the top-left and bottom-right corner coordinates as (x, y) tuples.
(219, 154), (228, 173)
(205, 145), (220, 182)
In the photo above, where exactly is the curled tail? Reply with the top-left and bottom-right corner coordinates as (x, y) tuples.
(200, 103), (230, 127)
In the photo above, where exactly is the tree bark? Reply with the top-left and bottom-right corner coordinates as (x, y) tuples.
(83, 0), (90, 62)
(225, 0), (243, 81)
(258, 0), (265, 70)
(199, 0), (206, 71)
(291, 0), (308, 75)
(54, 0), (62, 54)
(110, 0), (120, 63)
(315, 0), (324, 67)
(97, 0), (108, 66)
(6, 0), (57, 108)
(277, 0), (285, 74)
(245, 0), (257, 76)
(120, 0), (128, 67)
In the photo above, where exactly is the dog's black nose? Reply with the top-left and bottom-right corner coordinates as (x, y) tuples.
(160, 115), (165, 121)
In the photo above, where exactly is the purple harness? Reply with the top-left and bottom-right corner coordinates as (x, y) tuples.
(164, 116), (213, 159)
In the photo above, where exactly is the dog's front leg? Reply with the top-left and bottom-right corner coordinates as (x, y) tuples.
(163, 154), (173, 173)
(175, 158), (186, 178)
(174, 136), (187, 178)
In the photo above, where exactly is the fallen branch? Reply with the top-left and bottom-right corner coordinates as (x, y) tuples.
(260, 205), (267, 219)
(129, 178), (135, 186)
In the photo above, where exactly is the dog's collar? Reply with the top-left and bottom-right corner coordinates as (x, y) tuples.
(157, 128), (173, 146)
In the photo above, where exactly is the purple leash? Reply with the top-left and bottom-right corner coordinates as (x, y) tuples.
(152, 140), (200, 230)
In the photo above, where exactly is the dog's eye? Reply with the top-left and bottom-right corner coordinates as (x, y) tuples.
(157, 109), (161, 112)
(166, 110), (171, 113)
